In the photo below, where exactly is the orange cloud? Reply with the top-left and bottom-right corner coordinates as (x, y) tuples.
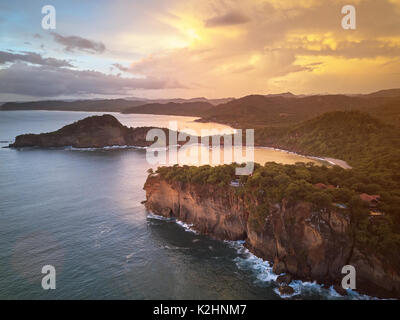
(108, 0), (400, 97)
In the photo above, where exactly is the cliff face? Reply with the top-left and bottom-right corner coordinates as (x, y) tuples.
(9, 114), (172, 148)
(144, 175), (400, 299)
(144, 177), (248, 240)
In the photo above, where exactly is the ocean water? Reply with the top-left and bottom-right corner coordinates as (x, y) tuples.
(0, 111), (356, 300)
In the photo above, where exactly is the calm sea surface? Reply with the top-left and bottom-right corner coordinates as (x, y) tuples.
(0, 111), (356, 299)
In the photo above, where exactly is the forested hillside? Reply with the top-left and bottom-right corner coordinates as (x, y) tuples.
(199, 95), (400, 128)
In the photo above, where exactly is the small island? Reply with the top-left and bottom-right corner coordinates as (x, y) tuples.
(8, 114), (177, 149)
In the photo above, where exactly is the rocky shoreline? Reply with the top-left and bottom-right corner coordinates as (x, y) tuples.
(6, 113), (398, 298)
(143, 174), (400, 299)
(7, 114), (352, 171)
(8, 114), (183, 149)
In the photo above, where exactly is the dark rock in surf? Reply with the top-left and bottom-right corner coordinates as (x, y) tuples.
(277, 274), (293, 285)
(279, 285), (295, 296)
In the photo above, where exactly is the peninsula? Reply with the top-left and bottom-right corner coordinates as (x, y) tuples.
(143, 110), (400, 299)
(8, 114), (178, 149)
(144, 163), (400, 299)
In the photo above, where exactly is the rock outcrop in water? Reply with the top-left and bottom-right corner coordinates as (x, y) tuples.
(144, 175), (400, 299)
(9, 114), (176, 148)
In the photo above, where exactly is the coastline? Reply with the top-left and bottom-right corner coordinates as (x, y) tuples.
(0, 110), (356, 170)
(143, 173), (400, 300)
(252, 146), (352, 169)
(146, 212), (378, 300)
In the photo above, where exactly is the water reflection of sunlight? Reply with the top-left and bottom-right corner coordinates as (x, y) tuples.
(114, 114), (319, 167)
(149, 144), (321, 167)
(253, 147), (321, 166)
(114, 113), (236, 137)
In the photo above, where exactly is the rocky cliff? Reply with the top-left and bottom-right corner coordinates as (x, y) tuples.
(144, 174), (400, 299)
(9, 114), (177, 148)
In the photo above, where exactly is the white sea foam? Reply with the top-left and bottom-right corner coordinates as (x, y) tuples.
(126, 252), (134, 260)
(175, 220), (198, 234)
(163, 245), (190, 250)
(147, 212), (198, 234)
(147, 213), (379, 300)
(273, 280), (323, 298)
(224, 240), (378, 300)
(99, 226), (111, 235)
(64, 145), (147, 151)
(276, 280), (379, 300)
(225, 240), (277, 283)
(147, 213), (172, 221)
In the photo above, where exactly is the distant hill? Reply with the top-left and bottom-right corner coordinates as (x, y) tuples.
(206, 98), (235, 105)
(147, 97), (234, 106)
(0, 97), (233, 113)
(256, 111), (400, 172)
(199, 94), (400, 128)
(123, 96), (234, 105)
(2, 90), (400, 128)
(263, 92), (297, 98)
(122, 101), (215, 117)
(365, 88), (400, 98)
(363, 98), (400, 128)
(0, 99), (146, 112)
(261, 111), (381, 152)
(199, 94), (360, 127)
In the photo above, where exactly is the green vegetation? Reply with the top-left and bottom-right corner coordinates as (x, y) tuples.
(156, 164), (236, 188)
(156, 115), (397, 256)
(155, 161), (400, 262)
(153, 109), (400, 263)
(256, 111), (400, 193)
(200, 95), (400, 128)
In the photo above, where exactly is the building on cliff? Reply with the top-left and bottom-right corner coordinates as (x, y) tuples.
(359, 193), (380, 207)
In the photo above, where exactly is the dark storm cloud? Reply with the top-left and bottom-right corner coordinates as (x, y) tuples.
(204, 11), (250, 27)
(51, 32), (106, 54)
(0, 51), (73, 67)
(112, 63), (130, 72)
(0, 63), (185, 97)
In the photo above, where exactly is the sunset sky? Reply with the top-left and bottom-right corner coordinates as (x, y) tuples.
(1, 0), (400, 101)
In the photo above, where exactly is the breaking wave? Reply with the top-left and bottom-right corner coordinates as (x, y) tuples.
(147, 213), (198, 234)
(225, 240), (377, 300)
(147, 212), (379, 300)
